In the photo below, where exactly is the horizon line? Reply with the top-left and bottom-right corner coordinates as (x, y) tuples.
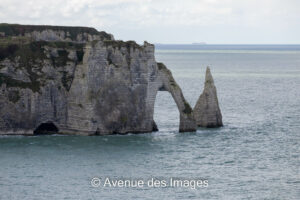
(153, 43), (300, 45)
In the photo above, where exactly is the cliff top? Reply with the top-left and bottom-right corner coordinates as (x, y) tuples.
(0, 23), (154, 50)
(0, 23), (113, 41)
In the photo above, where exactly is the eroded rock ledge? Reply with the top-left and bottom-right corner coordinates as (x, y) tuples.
(0, 23), (198, 135)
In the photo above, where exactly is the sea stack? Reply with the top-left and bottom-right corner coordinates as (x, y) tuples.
(193, 67), (223, 128)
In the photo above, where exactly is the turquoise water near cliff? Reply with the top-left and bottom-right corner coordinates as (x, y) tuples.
(0, 45), (300, 199)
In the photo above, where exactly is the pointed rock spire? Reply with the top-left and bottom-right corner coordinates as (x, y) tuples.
(193, 67), (223, 128)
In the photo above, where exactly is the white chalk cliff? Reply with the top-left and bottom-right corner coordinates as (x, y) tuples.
(193, 67), (223, 128)
(0, 23), (197, 135)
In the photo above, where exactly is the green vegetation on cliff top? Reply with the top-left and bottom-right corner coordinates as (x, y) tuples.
(103, 40), (142, 51)
(0, 23), (112, 41)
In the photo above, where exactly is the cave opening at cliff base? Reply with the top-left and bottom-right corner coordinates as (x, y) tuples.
(33, 122), (59, 135)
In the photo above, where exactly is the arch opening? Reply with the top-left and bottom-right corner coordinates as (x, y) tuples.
(153, 91), (180, 132)
(34, 122), (59, 135)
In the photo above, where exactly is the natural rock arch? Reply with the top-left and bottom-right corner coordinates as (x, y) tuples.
(156, 63), (196, 132)
(0, 24), (201, 135)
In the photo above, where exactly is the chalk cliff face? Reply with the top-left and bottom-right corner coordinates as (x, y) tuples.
(193, 67), (223, 128)
(0, 23), (196, 135)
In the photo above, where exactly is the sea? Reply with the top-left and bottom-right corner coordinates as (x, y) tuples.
(0, 44), (299, 199)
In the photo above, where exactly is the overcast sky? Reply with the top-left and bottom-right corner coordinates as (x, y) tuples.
(0, 0), (299, 44)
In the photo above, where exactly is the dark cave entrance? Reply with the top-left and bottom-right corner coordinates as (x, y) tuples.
(34, 122), (59, 135)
